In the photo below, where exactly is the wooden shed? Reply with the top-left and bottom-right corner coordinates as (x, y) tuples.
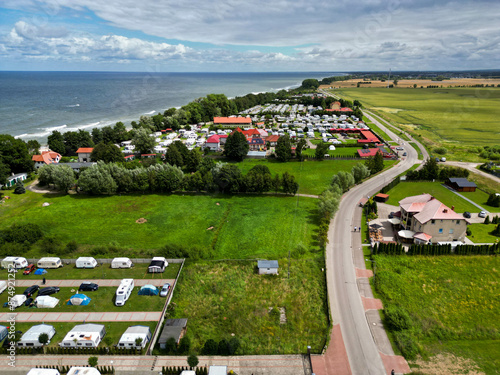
(446, 178), (477, 192)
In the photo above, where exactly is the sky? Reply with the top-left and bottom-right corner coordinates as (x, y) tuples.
(0, 0), (499, 72)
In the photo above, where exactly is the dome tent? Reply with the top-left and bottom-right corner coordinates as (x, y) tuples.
(35, 296), (59, 308)
(34, 268), (47, 275)
(138, 284), (158, 296)
(67, 294), (91, 306)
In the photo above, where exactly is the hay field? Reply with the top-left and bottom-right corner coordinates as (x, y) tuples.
(320, 78), (500, 89)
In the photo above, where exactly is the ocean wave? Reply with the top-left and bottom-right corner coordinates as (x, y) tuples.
(144, 110), (156, 115)
(42, 124), (67, 132)
(67, 104), (80, 107)
(15, 131), (51, 139)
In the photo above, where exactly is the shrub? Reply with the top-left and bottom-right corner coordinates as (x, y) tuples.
(384, 305), (412, 331)
(88, 356), (98, 367)
(2, 223), (43, 244)
(394, 330), (419, 360)
(187, 354), (199, 368)
(228, 337), (240, 355)
(433, 147), (447, 155)
(201, 339), (217, 355)
(484, 216), (490, 224)
(178, 336), (191, 354)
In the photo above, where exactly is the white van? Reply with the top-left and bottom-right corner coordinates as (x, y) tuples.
(111, 258), (133, 269)
(1, 256), (28, 270)
(75, 257), (97, 269)
(37, 257), (63, 269)
(115, 279), (134, 307)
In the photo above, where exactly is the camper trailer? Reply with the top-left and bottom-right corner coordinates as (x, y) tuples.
(67, 368), (101, 375)
(0, 281), (6, 294)
(37, 257), (62, 269)
(115, 279), (134, 306)
(17, 324), (56, 347)
(59, 324), (106, 348)
(1, 256), (28, 270)
(9, 294), (27, 308)
(111, 258), (133, 269)
(75, 257), (97, 269)
(117, 325), (152, 349)
(148, 257), (168, 273)
(27, 369), (61, 375)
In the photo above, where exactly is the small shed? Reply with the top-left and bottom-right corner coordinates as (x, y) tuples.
(258, 260), (279, 275)
(158, 319), (188, 348)
(446, 178), (477, 192)
(374, 193), (389, 202)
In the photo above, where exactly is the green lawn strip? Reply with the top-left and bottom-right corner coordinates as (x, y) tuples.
(362, 116), (391, 141)
(0, 264), (180, 280)
(467, 223), (500, 243)
(384, 181), (479, 213)
(0, 192), (319, 258)
(460, 189), (499, 211)
(0, 286), (166, 312)
(302, 147), (361, 158)
(12, 321), (158, 348)
(166, 259), (329, 355)
(408, 142), (424, 160)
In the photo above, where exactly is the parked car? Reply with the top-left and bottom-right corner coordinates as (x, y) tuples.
(159, 283), (171, 297)
(23, 285), (39, 297)
(2, 331), (21, 348)
(23, 264), (36, 275)
(403, 152), (407, 156)
(388, 212), (395, 218)
(24, 297), (33, 307)
(79, 282), (99, 292)
(463, 212), (471, 218)
(478, 211), (487, 218)
(38, 287), (60, 296)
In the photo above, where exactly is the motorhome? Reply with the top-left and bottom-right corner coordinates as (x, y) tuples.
(37, 257), (63, 269)
(1, 256), (28, 270)
(75, 257), (97, 269)
(117, 325), (152, 349)
(148, 257), (168, 273)
(111, 258), (133, 269)
(17, 324), (56, 347)
(59, 324), (106, 348)
(115, 279), (134, 306)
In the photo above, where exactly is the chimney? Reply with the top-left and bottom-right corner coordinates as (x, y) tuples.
(430, 196), (435, 200)
(451, 205), (455, 211)
(443, 209), (448, 213)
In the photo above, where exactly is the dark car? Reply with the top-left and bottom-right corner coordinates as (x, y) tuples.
(23, 264), (36, 275)
(463, 212), (471, 218)
(79, 282), (99, 292)
(388, 212), (395, 219)
(2, 331), (22, 348)
(23, 285), (39, 297)
(38, 287), (60, 296)
(24, 297), (33, 307)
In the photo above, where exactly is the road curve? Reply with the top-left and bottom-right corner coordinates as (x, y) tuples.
(324, 104), (421, 373)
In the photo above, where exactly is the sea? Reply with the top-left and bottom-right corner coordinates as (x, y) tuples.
(0, 71), (340, 143)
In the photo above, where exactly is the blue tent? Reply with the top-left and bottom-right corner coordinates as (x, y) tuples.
(34, 268), (47, 275)
(67, 294), (91, 306)
(138, 284), (158, 296)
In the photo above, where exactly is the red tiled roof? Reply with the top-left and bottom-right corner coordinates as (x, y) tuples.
(32, 151), (61, 165)
(141, 154), (156, 156)
(375, 193), (389, 199)
(124, 155), (135, 159)
(206, 135), (220, 143)
(413, 232), (432, 241)
(360, 130), (378, 142)
(357, 148), (381, 158)
(76, 147), (94, 153)
(213, 117), (252, 124)
(266, 135), (280, 142)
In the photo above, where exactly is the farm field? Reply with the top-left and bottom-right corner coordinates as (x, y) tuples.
(383, 181), (479, 213)
(0, 191), (320, 259)
(164, 259), (328, 355)
(334, 87), (500, 161)
(467, 223), (500, 244)
(320, 78), (500, 89)
(0, 263), (180, 280)
(10, 321), (158, 348)
(0, 286), (166, 313)
(374, 255), (500, 374)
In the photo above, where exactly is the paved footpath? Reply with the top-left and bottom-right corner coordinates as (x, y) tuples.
(10, 279), (175, 287)
(0, 311), (162, 323)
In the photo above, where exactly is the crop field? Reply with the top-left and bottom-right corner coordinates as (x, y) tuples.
(374, 255), (500, 374)
(165, 259), (329, 355)
(0, 286), (166, 313)
(12, 321), (158, 348)
(320, 78), (500, 89)
(0, 191), (320, 259)
(383, 181), (479, 213)
(334, 87), (500, 161)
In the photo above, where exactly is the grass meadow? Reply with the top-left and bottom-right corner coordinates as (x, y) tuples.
(335, 87), (500, 161)
(467, 223), (500, 244)
(166, 260), (329, 355)
(374, 255), (500, 374)
(0, 191), (320, 259)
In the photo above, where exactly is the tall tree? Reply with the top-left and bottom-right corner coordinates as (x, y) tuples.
(53, 165), (75, 193)
(315, 143), (329, 160)
(295, 139), (307, 161)
(223, 131), (249, 162)
(47, 131), (66, 155)
(91, 142), (124, 163)
(276, 135), (292, 162)
(132, 128), (155, 154)
(0, 134), (34, 173)
(351, 163), (370, 183)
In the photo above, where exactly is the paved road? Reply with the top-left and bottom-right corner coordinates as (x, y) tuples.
(323, 102), (421, 374)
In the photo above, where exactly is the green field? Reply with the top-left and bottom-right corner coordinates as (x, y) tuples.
(384, 181), (479, 213)
(11, 321), (158, 348)
(0, 191), (320, 259)
(165, 259), (328, 355)
(374, 255), (500, 374)
(461, 189), (499, 211)
(335, 87), (500, 161)
(467, 223), (500, 243)
(0, 263), (180, 280)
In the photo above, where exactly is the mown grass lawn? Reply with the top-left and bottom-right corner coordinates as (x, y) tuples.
(165, 259), (329, 355)
(461, 189), (499, 211)
(467, 223), (500, 243)
(0, 263), (180, 280)
(384, 181), (479, 213)
(374, 255), (500, 374)
(0, 191), (320, 259)
(12, 321), (158, 348)
(0, 286), (166, 313)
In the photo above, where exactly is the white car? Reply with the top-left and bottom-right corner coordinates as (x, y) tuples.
(159, 283), (171, 297)
(478, 211), (487, 218)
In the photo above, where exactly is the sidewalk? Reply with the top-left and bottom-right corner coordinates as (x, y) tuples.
(10, 279), (176, 287)
(0, 311), (162, 323)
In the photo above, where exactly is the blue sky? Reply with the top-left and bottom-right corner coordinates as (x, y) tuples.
(0, 0), (499, 72)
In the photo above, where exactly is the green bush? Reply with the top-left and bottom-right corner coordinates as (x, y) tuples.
(384, 305), (412, 331)
(393, 330), (419, 360)
(2, 223), (43, 244)
(433, 147), (448, 155)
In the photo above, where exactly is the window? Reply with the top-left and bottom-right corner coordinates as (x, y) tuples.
(439, 228), (443, 234)
(456, 220), (460, 224)
(86, 343), (92, 347)
(449, 229), (454, 234)
(431, 220), (435, 224)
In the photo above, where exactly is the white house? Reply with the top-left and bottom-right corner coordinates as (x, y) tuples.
(17, 324), (56, 347)
(32, 151), (61, 169)
(117, 325), (152, 349)
(1, 172), (28, 189)
(76, 148), (93, 163)
(205, 135), (220, 151)
(257, 260), (279, 275)
(59, 324), (106, 348)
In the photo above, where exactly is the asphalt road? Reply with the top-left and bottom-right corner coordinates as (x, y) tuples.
(324, 104), (422, 374)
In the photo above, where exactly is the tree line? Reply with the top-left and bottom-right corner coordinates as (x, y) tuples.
(373, 242), (500, 256)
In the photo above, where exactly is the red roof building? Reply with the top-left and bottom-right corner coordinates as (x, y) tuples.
(32, 151), (61, 169)
(214, 117), (252, 127)
(357, 148), (381, 158)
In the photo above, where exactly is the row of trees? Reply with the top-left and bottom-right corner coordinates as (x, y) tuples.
(406, 158), (469, 181)
(0, 134), (34, 185)
(373, 242), (500, 256)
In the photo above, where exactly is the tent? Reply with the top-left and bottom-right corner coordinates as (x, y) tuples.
(67, 294), (91, 306)
(138, 284), (158, 296)
(35, 296), (59, 308)
(34, 268), (47, 275)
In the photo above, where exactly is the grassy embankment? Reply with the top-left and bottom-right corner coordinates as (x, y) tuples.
(374, 255), (500, 374)
(334, 87), (500, 162)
